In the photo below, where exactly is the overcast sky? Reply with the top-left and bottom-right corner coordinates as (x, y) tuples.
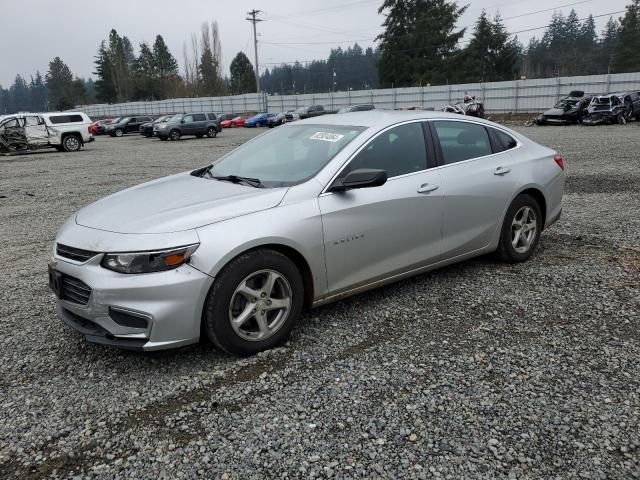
(0, 0), (631, 86)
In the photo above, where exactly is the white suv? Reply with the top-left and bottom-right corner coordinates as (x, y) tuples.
(0, 111), (93, 154)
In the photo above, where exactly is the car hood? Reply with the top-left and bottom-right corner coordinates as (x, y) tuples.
(75, 172), (288, 234)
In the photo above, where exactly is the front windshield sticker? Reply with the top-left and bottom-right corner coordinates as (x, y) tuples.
(310, 132), (345, 142)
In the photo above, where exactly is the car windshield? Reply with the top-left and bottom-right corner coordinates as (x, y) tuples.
(207, 124), (365, 187)
(594, 97), (611, 105)
(155, 115), (170, 122)
(168, 114), (183, 121)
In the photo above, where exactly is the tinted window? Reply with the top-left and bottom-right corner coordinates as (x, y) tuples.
(493, 129), (517, 151)
(141, 117), (151, 122)
(346, 122), (428, 178)
(433, 121), (492, 165)
(48, 114), (84, 124)
(193, 113), (207, 121)
(207, 113), (217, 120)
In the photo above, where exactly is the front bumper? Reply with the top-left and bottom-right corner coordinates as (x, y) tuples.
(51, 253), (214, 351)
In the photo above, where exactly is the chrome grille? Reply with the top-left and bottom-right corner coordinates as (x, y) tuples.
(56, 243), (98, 262)
(61, 276), (92, 305)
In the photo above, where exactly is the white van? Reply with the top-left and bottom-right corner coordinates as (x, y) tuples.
(0, 111), (93, 153)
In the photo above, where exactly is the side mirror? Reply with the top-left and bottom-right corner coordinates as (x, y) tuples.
(330, 168), (387, 192)
(181, 119), (186, 124)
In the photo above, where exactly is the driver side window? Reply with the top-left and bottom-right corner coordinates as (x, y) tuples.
(183, 115), (194, 123)
(343, 122), (428, 179)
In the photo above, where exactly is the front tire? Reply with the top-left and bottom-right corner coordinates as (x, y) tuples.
(114, 129), (123, 137)
(202, 249), (304, 356)
(206, 127), (217, 138)
(496, 194), (542, 263)
(62, 134), (82, 152)
(169, 129), (181, 141)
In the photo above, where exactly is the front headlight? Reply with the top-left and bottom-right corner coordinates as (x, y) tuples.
(101, 244), (199, 274)
(158, 124), (168, 129)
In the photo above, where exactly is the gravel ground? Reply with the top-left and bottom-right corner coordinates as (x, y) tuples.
(0, 124), (638, 479)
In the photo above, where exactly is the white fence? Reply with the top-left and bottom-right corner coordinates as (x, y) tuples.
(76, 72), (640, 117)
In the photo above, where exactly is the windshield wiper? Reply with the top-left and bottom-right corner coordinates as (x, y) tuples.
(212, 174), (263, 188)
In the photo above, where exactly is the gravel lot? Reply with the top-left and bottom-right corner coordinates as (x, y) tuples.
(0, 124), (638, 479)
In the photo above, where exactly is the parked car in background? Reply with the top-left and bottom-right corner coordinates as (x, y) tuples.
(245, 113), (276, 128)
(105, 116), (153, 137)
(139, 115), (171, 137)
(582, 95), (627, 125)
(218, 113), (236, 123)
(154, 113), (219, 141)
(88, 119), (112, 136)
(294, 105), (326, 119)
(284, 111), (302, 123)
(220, 116), (249, 128)
(534, 91), (591, 125)
(615, 91), (640, 121)
(50, 111), (564, 355)
(337, 104), (375, 113)
(267, 111), (292, 128)
(1, 111), (93, 153)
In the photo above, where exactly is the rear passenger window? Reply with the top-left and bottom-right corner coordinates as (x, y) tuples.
(193, 114), (206, 121)
(494, 129), (517, 151)
(207, 113), (217, 120)
(433, 121), (492, 165)
(48, 114), (84, 124)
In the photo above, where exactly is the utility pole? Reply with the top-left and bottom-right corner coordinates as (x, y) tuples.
(246, 9), (263, 94)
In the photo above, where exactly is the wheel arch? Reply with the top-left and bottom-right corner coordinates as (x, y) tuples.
(518, 187), (547, 229)
(199, 241), (316, 310)
(61, 131), (84, 145)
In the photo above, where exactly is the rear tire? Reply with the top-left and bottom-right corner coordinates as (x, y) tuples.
(496, 194), (542, 263)
(62, 134), (82, 152)
(202, 249), (304, 356)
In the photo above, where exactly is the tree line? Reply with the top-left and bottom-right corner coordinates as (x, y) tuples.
(2, 0), (640, 114)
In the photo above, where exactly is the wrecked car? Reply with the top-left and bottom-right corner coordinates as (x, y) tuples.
(442, 95), (485, 118)
(615, 91), (640, 121)
(0, 112), (93, 154)
(535, 91), (591, 125)
(582, 95), (627, 126)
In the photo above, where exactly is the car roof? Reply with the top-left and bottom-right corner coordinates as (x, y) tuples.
(294, 110), (500, 129)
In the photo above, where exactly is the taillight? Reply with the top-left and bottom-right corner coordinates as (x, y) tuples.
(554, 154), (564, 171)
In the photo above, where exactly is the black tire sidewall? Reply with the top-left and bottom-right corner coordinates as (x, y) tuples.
(203, 249), (304, 356)
(207, 127), (217, 138)
(497, 194), (542, 262)
(170, 130), (180, 141)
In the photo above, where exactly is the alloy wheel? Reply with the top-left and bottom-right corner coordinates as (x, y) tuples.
(511, 206), (537, 254)
(64, 136), (80, 151)
(228, 269), (292, 342)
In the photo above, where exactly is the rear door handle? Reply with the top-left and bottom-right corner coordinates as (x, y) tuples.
(494, 167), (512, 176)
(417, 183), (439, 194)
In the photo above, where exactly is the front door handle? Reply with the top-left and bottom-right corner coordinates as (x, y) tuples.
(417, 183), (439, 194)
(494, 167), (512, 176)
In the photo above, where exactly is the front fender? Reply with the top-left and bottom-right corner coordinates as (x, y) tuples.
(191, 198), (327, 299)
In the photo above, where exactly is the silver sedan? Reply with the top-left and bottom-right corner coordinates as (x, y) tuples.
(50, 111), (565, 355)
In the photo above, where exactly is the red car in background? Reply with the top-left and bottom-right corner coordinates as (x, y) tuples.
(88, 119), (113, 135)
(220, 116), (249, 128)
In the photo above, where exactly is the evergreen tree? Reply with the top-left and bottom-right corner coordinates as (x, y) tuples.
(613, 0), (640, 72)
(46, 57), (75, 110)
(199, 46), (224, 96)
(377, 0), (466, 86)
(94, 40), (116, 102)
(153, 35), (180, 98)
(133, 41), (158, 100)
(600, 17), (620, 72)
(229, 52), (256, 94)
(29, 72), (48, 112)
(578, 15), (599, 74)
(9, 75), (31, 112)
